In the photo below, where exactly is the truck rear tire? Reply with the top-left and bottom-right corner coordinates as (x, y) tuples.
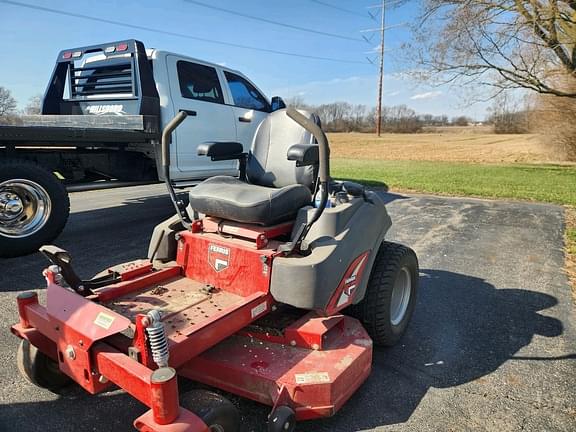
(0, 160), (70, 258)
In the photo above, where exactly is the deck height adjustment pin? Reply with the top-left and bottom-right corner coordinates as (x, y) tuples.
(145, 310), (170, 368)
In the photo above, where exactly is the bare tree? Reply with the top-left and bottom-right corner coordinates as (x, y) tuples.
(409, 1), (576, 98)
(533, 78), (576, 159)
(451, 116), (470, 126)
(382, 105), (423, 133)
(284, 95), (309, 109)
(0, 87), (17, 116)
(25, 95), (42, 115)
(487, 92), (531, 133)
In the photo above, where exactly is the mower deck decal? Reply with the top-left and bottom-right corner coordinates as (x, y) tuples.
(94, 312), (115, 329)
(250, 301), (267, 318)
(294, 372), (330, 385)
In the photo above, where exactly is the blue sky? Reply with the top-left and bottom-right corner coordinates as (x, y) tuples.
(0, 0), (489, 119)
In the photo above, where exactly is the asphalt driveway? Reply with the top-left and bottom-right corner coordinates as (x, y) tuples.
(0, 184), (574, 431)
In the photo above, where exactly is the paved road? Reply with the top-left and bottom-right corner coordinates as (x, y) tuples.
(0, 185), (574, 432)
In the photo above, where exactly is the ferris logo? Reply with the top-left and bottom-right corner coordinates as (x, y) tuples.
(208, 244), (230, 272)
(86, 104), (126, 115)
(336, 255), (368, 307)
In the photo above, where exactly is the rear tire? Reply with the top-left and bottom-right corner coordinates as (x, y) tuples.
(0, 160), (69, 258)
(350, 241), (419, 347)
(180, 389), (240, 432)
(17, 339), (72, 393)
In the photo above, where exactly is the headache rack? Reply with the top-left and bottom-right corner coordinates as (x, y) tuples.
(42, 39), (160, 117)
(71, 59), (136, 98)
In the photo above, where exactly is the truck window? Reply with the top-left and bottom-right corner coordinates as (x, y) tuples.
(224, 71), (270, 112)
(177, 61), (224, 104)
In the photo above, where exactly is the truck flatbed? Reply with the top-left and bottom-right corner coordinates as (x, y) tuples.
(0, 115), (159, 146)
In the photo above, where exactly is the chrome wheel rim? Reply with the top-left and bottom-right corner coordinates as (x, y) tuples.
(0, 179), (52, 238)
(390, 267), (411, 326)
(209, 426), (225, 432)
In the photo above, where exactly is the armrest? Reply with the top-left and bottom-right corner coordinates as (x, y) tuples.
(197, 142), (245, 160)
(287, 144), (319, 166)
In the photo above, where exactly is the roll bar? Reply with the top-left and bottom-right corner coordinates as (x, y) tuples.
(161, 111), (190, 229)
(284, 107), (331, 254)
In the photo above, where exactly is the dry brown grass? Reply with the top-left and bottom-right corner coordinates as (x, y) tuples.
(328, 131), (562, 164)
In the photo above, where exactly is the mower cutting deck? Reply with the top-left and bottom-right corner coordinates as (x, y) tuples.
(12, 108), (418, 432)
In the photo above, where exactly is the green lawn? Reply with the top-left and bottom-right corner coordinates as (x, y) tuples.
(332, 159), (576, 206)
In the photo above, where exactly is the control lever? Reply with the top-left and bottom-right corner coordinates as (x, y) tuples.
(39, 245), (120, 296)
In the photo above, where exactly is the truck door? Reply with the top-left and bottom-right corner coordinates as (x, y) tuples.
(221, 71), (271, 151)
(167, 56), (238, 179)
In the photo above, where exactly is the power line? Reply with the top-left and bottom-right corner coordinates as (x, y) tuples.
(308, 0), (368, 18)
(0, 0), (368, 64)
(184, 0), (362, 42)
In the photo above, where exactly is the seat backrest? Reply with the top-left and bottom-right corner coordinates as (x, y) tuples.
(247, 109), (319, 190)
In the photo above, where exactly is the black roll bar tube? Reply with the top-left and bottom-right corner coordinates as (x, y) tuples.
(285, 107), (331, 253)
(161, 111), (190, 229)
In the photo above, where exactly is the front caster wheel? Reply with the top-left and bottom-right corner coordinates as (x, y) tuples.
(16, 339), (72, 393)
(181, 390), (240, 432)
(268, 405), (296, 432)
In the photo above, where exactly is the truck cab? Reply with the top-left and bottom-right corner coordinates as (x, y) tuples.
(0, 40), (287, 257)
(150, 50), (273, 181)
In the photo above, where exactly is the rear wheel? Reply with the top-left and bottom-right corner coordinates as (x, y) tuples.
(350, 241), (419, 346)
(180, 389), (240, 432)
(0, 160), (69, 258)
(16, 339), (73, 393)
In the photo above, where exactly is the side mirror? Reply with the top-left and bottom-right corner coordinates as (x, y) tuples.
(270, 96), (286, 112)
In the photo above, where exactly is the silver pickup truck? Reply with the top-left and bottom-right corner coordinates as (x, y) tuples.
(0, 39), (286, 257)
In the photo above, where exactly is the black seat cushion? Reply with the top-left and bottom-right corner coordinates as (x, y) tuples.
(189, 176), (312, 226)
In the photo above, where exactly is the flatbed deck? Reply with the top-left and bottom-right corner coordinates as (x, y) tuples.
(0, 114), (159, 146)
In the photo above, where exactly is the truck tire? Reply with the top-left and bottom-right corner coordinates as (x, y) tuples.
(349, 241), (419, 347)
(0, 160), (70, 258)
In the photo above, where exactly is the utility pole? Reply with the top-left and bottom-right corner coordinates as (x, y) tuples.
(364, 1), (405, 136)
(376, 0), (386, 136)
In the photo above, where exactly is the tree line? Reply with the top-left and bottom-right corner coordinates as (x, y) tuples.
(0, 87), (41, 121)
(286, 96), (473, 133)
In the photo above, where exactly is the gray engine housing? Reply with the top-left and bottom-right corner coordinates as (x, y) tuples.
(270, 190), (391, 311)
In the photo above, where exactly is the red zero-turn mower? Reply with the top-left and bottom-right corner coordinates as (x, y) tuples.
(11, 108), (419, 431)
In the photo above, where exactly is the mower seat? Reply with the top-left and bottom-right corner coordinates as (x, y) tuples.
(189, 109), (319, 226)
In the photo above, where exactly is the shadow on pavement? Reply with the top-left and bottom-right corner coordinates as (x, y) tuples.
(296, 268), (566, 431)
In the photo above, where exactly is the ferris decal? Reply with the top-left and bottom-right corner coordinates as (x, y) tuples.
(208, 244), (230, 272)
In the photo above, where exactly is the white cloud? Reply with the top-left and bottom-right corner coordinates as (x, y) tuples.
(410, 91), (442, 100)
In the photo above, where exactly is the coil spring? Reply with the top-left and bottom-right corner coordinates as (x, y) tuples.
(145, 310), (169, 367)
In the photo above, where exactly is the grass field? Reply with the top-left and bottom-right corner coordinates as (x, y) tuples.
(328, 131), (557, 164)
(332, 159), (576, 205)
(329, 131), (576, 291)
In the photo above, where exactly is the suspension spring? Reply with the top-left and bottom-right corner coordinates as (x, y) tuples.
(145, 310), (170, 367)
